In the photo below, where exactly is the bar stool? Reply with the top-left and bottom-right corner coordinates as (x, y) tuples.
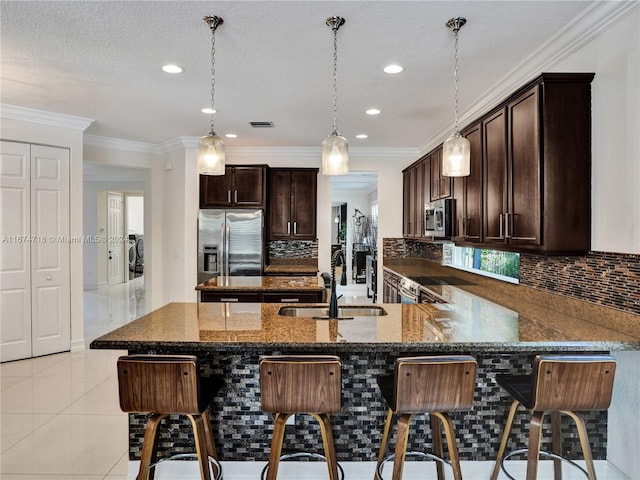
(490, 355), (616, 480)
(259, 355), (343, 480)
(117, 355), (224, 480)
(374, 355), (478, 480)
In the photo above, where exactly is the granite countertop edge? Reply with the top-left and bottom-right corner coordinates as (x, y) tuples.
(90, 338), (638, 352)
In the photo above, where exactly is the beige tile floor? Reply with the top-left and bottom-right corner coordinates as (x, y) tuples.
(0, 278), (630, 479)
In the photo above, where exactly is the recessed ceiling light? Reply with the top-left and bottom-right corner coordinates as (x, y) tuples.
(356, 134), (368, 139)
(366, 108), (381, 115)
(383, 64), (403, 74)
(162, 64), (183, 74)
(225, 133), (238, 138)
(201, 108), (216, 114)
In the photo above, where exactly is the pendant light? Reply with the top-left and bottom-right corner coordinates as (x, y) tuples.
(198, 15), (225, 176)
(322, 16), (349, 176)
(442, 17), (470, 177)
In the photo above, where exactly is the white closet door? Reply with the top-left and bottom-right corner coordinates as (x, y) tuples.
(0, 141), (32, 362)
(30, 145), (70, 357)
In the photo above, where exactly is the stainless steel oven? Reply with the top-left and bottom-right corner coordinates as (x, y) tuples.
(399, 277), (420, 304)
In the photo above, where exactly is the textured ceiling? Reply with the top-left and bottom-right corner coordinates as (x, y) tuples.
(2, 1), (597, 151)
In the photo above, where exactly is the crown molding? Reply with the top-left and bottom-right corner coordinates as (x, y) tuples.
(1, 104), (94, 130)
(417, 0), (640, 156)
(225, 146), (418, 159)
(84, 133), (163, 154)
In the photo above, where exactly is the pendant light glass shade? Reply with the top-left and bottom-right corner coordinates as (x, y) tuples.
(442, 132), (470, 177)
(443, 16), (470, 177)
(198, 15), (225, 176)
(322, 132), (349, 175)
(197, 130), (226, 175)
(322, 16), (349, 176)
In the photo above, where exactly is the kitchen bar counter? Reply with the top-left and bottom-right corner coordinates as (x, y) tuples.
(91, 300), (638, 352)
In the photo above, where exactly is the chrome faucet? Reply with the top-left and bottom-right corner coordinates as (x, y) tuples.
(329, 249), (347, 318)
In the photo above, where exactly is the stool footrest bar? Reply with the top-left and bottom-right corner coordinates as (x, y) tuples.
(261, 452), (345, 480)
(376, 451), (451, 480)
(501, 448), (590, 480)
(149, 453), (223, 480)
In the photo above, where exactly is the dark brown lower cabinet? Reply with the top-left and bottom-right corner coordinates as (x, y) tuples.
(200, 290), (323, 303)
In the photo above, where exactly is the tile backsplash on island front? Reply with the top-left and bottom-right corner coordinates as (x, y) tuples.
(384, 238), (640, 317)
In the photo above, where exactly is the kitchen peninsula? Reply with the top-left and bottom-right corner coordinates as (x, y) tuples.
(91, 268), (639, 464)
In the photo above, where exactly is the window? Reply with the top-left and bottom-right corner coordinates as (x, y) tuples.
(443, 244), (519, 284)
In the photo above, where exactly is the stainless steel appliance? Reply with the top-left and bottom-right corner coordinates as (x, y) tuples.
(399, 277), (420, 304)
(425, 198), (454, 237)
(198, 209), (263, 284)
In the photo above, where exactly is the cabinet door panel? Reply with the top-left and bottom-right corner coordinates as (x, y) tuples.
(508, 87), (540, 245)
(290, 170), (317, 239)
(200, 171), (232, 207)
(234, 166), (266, 207)
(483, 109), (507, 243)
(268, 170), (292, 239)
(464, 124), (483, 241)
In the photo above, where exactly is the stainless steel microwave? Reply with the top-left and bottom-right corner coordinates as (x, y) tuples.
(425, 198), (454, 237)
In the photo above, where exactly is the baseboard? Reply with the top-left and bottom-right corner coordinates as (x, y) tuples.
(70, 338), (86, 352)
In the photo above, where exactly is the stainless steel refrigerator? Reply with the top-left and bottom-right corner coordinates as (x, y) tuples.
(197, 209), (264, 283)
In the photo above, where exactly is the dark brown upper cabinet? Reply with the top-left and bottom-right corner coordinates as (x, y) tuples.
(452, 122), (483, 242)
(199, 165), (267, 208)
(481, 73), (594, 254)
(268, 168), (318, 240)
(429, 148), (451, 201)
(403, 72), (594, 255)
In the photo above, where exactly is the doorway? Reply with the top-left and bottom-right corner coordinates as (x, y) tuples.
(330, 171), (378, 301)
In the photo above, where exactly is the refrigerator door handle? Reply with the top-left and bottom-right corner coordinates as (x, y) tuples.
(225, 222), (230, 277)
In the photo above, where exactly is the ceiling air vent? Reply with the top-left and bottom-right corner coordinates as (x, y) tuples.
(249, 121), (274, 128)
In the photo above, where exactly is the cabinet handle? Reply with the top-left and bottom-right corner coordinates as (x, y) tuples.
(280, 298), (299, 303)
(227, 190), (231, 203)
(499, 213), (504, 238)
(293, 221), (297, 234)
(220, 298), (239, 302)
(234, 190), (238, 203)
(505, 212), (511, 238)
(287, 222), (291, 234)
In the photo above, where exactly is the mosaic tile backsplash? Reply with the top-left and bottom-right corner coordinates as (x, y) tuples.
(268, 240), (318, 259)
(127, 350), (607, 462)
(384, 238), (640, 317)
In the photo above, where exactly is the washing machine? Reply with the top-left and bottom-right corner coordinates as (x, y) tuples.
(128, 234), (137, 279)
(134, 235), (144, 277)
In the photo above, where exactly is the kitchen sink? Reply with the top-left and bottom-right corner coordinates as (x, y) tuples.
(278, 305), (388, 318)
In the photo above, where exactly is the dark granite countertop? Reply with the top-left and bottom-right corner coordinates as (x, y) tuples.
(384, 258), (640, 345)
(90, 296), (639, 353)
(195, 275), (324, 291)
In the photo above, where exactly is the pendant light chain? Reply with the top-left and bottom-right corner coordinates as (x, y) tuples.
(332, 25), (339, 135)
(453, 27), (460, 135)
(209, 24), (217, 134)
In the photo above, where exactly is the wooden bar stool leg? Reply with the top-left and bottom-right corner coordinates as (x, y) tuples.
(490, 399), (519, 480)
(137, 414), (167, 480)
(563, 410), (597, 480)
(392, 414), (412, 480)
(313, 413), (339, 480)
(374, 408), (395, 479)
(188, 414), (212, 480)
(430, 414), (445, 480)
(433, 412), (462, 480)
(201, 409), (220, 479)
(526, 411), (545, 480)
(551, 411), (563, 480)
(266, 413), (291, 480)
